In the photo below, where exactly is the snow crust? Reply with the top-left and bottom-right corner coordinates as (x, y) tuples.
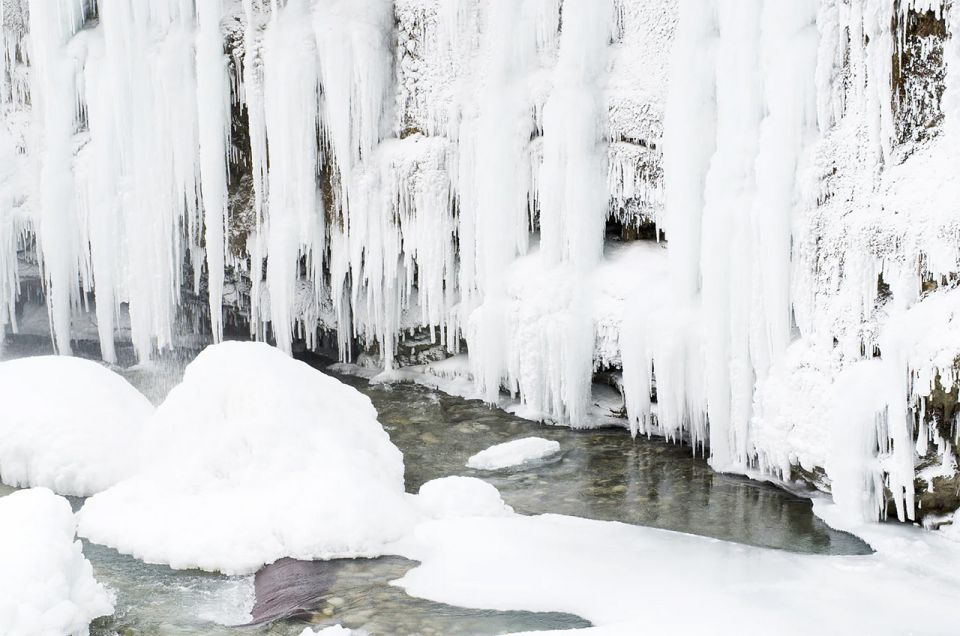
(77, 342), (416, 575)
(0, 488), (114, 636)
(0, 356), (153, 496)
(466, 438), (561, 471)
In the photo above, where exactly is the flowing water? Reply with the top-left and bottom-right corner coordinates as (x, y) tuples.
(0, 338), (870, 635)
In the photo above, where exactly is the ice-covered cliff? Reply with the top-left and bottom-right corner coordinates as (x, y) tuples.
(2, 0), (960, 528)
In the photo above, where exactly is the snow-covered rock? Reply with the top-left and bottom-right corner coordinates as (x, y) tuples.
(0, 356), (153, 496)
(466, 437), (561, 471)
(0, 488), (114, 636)
(77, 342), (416, 575)
(416, 476), (513, 519)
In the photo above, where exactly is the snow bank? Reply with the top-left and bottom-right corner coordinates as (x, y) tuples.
(392, 511), (960, 636)
(416, 476), (513, 519)
(77, 342), (416, 575)
(0, 356), (153, 496)
(466, 438), (561, 471)
(0, 488), (114, 636)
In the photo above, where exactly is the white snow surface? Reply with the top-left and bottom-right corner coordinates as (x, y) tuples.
(0, 488), (114, 636)
(76, 341), (417, 575)
(466, 437), (561, 471)
(0, 356), (153, 496)
(391, 509), (960, 636)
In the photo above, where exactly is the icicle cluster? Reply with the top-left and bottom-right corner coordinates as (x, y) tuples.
(620, 0), (960, 524)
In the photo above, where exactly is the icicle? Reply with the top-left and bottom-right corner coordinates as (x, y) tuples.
(77, 30), (120, 363)
(196, 0), (229, 344)
(28, 0), (86, 356)
(261, 0), (320, 354)
(242, 0), (268, 341)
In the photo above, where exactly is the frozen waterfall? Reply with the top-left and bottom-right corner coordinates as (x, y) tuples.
(2, 0), (960, 525)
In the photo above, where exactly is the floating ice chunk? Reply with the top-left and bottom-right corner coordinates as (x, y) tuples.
(77, 342), (417, 575)
(0, 356), (153, 496)
(299, 626), (366, 636)
(0, 488), (114, 636)
(466, 437), (561, 471)
(417, 476), (513, 519)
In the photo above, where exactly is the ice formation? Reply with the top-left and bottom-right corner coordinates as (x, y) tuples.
(3, 0), (960, 526)
(0, 488), (114, 636)
(0, 356), (152, 496)
(466, 437), (561, 471)
(76, 342), (416, 575)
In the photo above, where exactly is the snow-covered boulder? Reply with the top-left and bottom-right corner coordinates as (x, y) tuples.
(77, 341), (416, 575)
(466, 437), (561, 471)
(0, 488), (114, 636)
(0, 356), (153, 496)
(416, 476), (513, 519)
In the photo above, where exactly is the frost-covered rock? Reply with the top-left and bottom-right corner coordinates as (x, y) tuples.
(0, 488), (114, 636)
(466, 437), (561, 471)
(0, 356), (152, 496)
(77, 342), (416, 575)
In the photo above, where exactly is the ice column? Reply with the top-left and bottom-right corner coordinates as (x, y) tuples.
(461, 0), (544, 402)
(534, 0), (612, 424)
(621, 0), (718, 444)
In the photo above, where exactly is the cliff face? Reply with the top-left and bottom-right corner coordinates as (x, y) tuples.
(2, 0), (960, 528)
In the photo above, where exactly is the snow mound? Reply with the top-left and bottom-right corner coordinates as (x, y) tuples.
(77, 341), (416, 575)
(0, 356), (153, 496)
(417, 477), (513, 519)
(0, 488), (114, 636)
(466, 437), (561, 471)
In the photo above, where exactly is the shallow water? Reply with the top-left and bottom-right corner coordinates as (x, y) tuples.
(1, 339), (870, 635)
